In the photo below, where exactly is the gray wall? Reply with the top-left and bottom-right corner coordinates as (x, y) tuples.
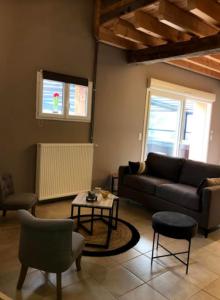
(0, 0), (94, 191)
(93, 44), (220, 187)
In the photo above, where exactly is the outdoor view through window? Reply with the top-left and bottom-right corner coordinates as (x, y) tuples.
(145, 93), (212, 162)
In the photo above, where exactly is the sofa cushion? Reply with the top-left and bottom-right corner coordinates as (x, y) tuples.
(156, 183), (200, 211)
(128, 161), (147, 175)
(197, 178), (220, 196)
(179, 160), (220, 187)
(123, 175), (173, 195)
(146, 152), (184, 182)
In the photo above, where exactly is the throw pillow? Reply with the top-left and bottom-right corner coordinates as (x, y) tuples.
(129, 161), (147, 175)
(197, 178), (220, 195)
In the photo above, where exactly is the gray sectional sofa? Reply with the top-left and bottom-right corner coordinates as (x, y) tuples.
(118, 152), (220, 237)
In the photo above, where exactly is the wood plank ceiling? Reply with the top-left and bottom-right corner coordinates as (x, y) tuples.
(95, 0), (220, 80)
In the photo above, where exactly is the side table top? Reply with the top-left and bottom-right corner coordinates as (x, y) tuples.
(72, 192), (118, 209)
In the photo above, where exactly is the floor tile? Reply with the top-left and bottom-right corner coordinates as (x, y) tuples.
(189, 290), (218, 300)
(134, 234), (153, 253)
(123, 254), (167, 282)
(94, 266), (144, 297)
(118, 283), (167, 300)
(205, 277), (220, 299)
(111, 248), (141, 264)
(191, 249), (220, 275)
(48, 264), (91, 288)
(171, 261), (219, 289)
(148, 270), (200, 300)
(62, 278), (117, 300)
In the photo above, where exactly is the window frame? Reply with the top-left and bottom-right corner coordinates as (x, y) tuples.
(141, 78), (216, 162)
(36, 71), (92, 122)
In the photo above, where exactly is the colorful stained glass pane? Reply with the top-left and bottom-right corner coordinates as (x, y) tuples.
(42, 79), (64, 115)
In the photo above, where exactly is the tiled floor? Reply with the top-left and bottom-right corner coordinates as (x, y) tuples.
(1, 198), (220, 299)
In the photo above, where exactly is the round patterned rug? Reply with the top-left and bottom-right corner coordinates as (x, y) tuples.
(73, 214), (140, 257)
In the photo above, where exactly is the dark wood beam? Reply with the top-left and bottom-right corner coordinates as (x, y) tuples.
(101, 0), (136, 14)
(100, 0), (157, 25)
(94, 0), (101, 39)
(127, 33), (220, 63)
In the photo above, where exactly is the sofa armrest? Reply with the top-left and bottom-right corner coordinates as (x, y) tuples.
(118, 166), (130, 188)
(202, 186), (220, 228)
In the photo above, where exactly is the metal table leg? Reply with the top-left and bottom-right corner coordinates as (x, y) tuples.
(70, 205), (74, 219)
(77, 206), (81, 231)
(91, 207), (94, 235)
(151, 230), (156, 266)
(106, 208), (113, 248)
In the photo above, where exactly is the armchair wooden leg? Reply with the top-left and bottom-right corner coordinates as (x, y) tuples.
(2, 210), (6, 217)
(31, 205), (36, 216)
(75, 254), (82, 271)
(17, 265), (28, 290)
(56, 273), (62, 300)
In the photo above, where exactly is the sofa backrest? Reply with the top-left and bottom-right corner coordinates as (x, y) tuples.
(179, 160), (220, 187)
(146, 152), (184, 182)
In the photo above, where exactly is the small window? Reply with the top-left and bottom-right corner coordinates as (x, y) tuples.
(36, 70), (92, 122)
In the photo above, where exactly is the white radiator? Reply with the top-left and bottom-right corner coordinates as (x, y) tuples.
(36, 143), (94, 201)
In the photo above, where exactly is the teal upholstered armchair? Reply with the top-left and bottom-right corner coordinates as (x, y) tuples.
(17, 210), (84, 300)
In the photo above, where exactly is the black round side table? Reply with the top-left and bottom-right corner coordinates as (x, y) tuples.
(151, 211), (198, 274)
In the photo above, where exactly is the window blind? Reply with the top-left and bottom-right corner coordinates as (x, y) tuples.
(42, 70), (88, 86)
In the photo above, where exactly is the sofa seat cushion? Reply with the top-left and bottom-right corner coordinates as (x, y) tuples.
(123, 175), (173, 195)
(156, 183), (200, 211)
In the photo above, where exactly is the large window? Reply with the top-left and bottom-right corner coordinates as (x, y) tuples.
(36, 70), (92, 122)
(143, 79), (215, 162)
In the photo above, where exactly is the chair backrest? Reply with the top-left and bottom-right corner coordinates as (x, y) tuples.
(17, 210), (74, 273)
(0, 174), (14, 204)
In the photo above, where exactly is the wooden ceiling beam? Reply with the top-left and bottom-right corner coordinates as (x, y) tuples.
(158, 0), (218, 37)
(98, 27), (142, 49)
(187, 56), (220, 72)
(94, 0), (101, 39)
(127, 32), (220, 63)
(113, 19), (166, 46)
(101, 0), (136, 15)
(168, 59), (220, 80)
(133, 10), (191, 42)
(209, 53), (220, 61)
(187, 0), (220, 25)
(100, 0), (157, 25)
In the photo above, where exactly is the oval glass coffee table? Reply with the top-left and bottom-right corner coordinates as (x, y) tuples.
(70, 192), (119, 249)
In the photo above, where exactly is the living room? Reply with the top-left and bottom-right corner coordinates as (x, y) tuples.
(1, 0), (220, 299)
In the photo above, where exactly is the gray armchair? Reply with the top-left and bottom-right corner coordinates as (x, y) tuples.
(17, 210), (84, 300)
(0, 173), (37, 216)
